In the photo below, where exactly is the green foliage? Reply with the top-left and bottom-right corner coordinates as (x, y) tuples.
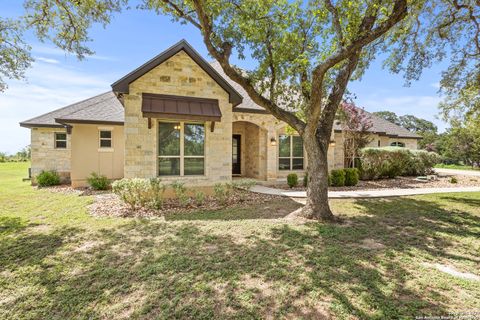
(0, 18), (32, 91)
(303, 173), (308, 187)
(194, 191), (206, 206)
(86, 172), (110, 190)
(36, 170), (60, 187)
(360, 147), (441, 180)
(449, 177), (458, 184)
(213, 183), (233, 205)
(171, 181), (189, 206)
(112, 178), (166, 210)
(231, 179), (256, 191)
(344, 168), (359, 186)
(330, 170), (345, 187)
(287, 173), (298, 188)
(0, 152), (6, 163)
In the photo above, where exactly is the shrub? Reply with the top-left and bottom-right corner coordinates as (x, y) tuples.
(194, 191), (206, 206)
(360, 147), (441, 180)
(112, 178), (165, 210)
(213, 183), (232, 205)
(232, 179), (256, 191)
(303, 173), (308, 187)
(36, 170), (61, 187)
(344, 168), (359, 186)
(449, 177), (458, 184)
(171, 181), (189, 206)
(330, 169), (345, 187)
(287, 173), (298, 188)
(328, 173), (332, 187)
(87, 172), (110, 190)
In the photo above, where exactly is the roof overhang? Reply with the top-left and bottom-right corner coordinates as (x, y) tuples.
(111, 39), (243, 107)
(54, 119), (124, 126)
(19, 122), (64, 129)
(142, 93), (221, 122)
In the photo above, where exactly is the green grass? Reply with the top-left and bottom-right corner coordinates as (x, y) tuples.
(435, 163), (480, 171)
(1, 162), (480, 319)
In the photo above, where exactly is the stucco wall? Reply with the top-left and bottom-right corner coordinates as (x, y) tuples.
(70, 124), (124, 187)
(124, 50), (232, 186)
(30, 127), (71, 182)
(367, 134), (419, 149)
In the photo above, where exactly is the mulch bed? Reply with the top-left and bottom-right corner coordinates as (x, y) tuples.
(88, 191), (281, 218)
(270, 174), (480, 192)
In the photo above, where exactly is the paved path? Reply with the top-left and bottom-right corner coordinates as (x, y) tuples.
(251, 185), (480, 199)
(435, 168), (480, 177)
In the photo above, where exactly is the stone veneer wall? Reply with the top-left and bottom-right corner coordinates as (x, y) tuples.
(124, 50), (232, 186)
(30, 127), (71, 182)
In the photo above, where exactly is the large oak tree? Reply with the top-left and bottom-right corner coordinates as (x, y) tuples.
(2, 0), (478, 220)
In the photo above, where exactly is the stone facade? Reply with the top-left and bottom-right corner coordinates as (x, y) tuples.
(30, 127), (71, 182)
(124, 50), (233, 186)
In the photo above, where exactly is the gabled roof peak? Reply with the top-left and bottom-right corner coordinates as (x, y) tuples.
(111, 39), (243, 107)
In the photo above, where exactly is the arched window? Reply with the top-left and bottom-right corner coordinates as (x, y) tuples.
(390, 141), (405, 147)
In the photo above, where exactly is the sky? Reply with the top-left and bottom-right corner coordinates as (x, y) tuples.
(0, 3), (448, 154)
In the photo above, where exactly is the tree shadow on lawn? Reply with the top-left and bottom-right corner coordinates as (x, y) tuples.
(1, 196), (479, 319)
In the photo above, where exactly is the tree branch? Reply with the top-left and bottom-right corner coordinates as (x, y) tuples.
(324, 0), (344, 46)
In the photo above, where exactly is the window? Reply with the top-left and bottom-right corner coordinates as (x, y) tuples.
(158, 122), (205, 176)
(278, 135), (304, 170)
(99, 130), (112, 148)
(54, 133), (67, 149)
(390, 141), (405, 147)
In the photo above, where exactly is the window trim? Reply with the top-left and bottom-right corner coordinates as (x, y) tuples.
(278, 134), (304, 171)
(99, 130), (113, 149)
(54, 132), (67, 149)
(390, 141), (405, 147)
(158, 121), (206, 177)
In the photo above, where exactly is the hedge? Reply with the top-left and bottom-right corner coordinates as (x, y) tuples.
(360, 147), (441, 180)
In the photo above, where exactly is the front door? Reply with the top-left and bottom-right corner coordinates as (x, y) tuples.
(232, 135), (241, 175)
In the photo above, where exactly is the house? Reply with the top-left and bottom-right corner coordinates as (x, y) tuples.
(20, 40), (421, 188)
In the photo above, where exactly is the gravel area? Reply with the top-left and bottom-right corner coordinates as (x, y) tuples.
(38, 185), (111, 196)
(269, 174), (480, 192)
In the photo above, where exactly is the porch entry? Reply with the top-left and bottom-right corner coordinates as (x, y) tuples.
(232, 134), (241, 175)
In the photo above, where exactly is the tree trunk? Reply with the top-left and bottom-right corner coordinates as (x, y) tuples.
(302, 132), (335, 221)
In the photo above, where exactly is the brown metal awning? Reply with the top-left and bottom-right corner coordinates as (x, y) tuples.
(142, 93), (222, 122)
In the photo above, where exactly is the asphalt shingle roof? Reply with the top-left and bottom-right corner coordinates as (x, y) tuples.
(20, 92), (124, 128)
(20, 61), (420, 139)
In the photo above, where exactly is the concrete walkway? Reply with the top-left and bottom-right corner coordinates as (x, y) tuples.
(251, 185), (480, 199)
(435, 168), (480, 177)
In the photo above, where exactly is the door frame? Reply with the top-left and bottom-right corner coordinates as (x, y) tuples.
(232, 134), (241, 175)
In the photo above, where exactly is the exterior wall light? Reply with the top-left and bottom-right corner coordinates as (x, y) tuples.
(270, 137), (277, 146)
(329, 140), (336, 147)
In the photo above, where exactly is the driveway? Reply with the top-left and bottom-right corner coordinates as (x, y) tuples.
(435, 168), (480, 177)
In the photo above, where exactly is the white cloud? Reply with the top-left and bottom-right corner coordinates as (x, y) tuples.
(35, 57), (60, 64)
(0, 62), (113, 154)
(32, 45), (117, 61)
(430, 82), (441, 89)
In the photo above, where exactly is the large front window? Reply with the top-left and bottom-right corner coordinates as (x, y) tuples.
(278, 135), (304, 170)
(158, 122), (205, 176)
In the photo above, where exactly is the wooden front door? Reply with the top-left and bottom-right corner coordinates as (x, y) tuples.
(232, 135), (241, 175)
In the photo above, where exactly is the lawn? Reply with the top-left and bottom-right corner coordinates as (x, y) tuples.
(1, 162), (479, 319)
(435, 163), (480, 171)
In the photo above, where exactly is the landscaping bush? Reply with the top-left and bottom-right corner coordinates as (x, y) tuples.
(360, 147), (441, 180)
(330, 169), (345, 187)
(287, 173), (298, 188)
(112, 178), (166, 210)
(344, 168), (359, 186)
(213, 183), (232, 205)
(194, 191), (206, 206)
(449, 177), (458, 184)
(303, 173), (308, 187)
(232, 179), (256, 191)
(36, 170), (61, 187)
(87, 172), (110, 190)
(171, 181), (189, 206)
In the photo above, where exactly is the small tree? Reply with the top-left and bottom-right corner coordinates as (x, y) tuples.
(338, 103), (373, 168)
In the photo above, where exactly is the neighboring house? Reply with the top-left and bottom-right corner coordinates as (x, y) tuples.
(20, 40), (421, 187)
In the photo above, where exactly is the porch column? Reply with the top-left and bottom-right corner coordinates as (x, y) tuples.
(266, 126), (277, 181)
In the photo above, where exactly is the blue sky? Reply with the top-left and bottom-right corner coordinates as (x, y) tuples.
(1, 3), (447, 154)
